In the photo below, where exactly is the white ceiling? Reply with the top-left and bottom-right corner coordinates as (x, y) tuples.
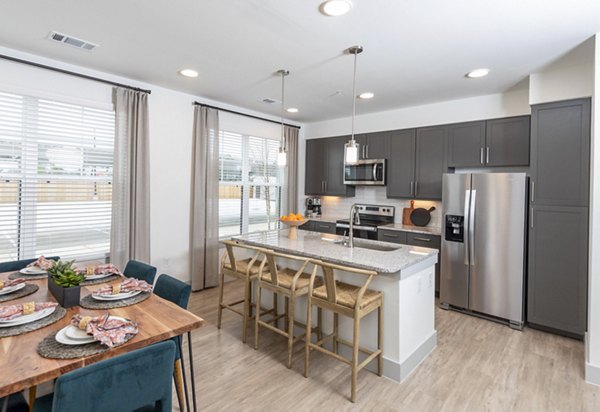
(0, 0), (598, 122)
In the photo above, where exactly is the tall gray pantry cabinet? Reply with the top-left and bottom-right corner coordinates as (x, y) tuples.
(527, 98), (591, 337)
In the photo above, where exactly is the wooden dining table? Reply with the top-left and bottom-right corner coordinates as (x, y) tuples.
(0, 271), (205, 402)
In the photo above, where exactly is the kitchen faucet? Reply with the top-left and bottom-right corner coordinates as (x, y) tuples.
(348, 204), (361, 248)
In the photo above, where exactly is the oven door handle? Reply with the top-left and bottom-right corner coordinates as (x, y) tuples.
(335, 223), (377, 232)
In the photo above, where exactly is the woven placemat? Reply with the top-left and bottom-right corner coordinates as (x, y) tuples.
(81, 274), (122, 286)
(37, 331), (108, 359)
(0, 284), (39, 303)
(8, 271), (47, 280)
(79, 292), (151, 310)
(37, 330), (137, 359)
(0, 306), (66, 338)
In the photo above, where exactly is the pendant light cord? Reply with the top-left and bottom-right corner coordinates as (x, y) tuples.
(280, 71), (285, 151)
(351, 50), (358, 143)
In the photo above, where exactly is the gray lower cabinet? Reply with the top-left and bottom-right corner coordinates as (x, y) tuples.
(530, 99), (591, 207)
(304, 137), (355, 197)
(386, 129), (416, 198)
(527, 205), (588, 336)
(378, 229), (441, 293)
(486, 116), (530, 167)
(299, 221), (314, 231)
(415, 126), (446, 200)
(311, 221), (336, 234)
(447, 121), (486, 168)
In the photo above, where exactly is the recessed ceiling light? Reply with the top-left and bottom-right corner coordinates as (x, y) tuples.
(179, 69), (198, 78)
(286, 108), (299, 113)
(320, 0), (352, 16)
(466, 68), (490, 78)
(358, 92), (374, 99)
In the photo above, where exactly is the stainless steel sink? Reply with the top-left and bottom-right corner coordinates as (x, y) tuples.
(335, 239), (400, 252)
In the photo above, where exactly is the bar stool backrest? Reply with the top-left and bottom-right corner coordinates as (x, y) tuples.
(310, 260), (378, 310)
(220, 239), (267, 276)
(259, 249), (314, 288)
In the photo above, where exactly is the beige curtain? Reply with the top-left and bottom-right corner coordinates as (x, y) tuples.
(190, 106), (220, 291)
(110, 87), (151, 269)
(283, 126), (299, 214)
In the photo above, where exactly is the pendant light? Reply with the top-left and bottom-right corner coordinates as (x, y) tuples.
(344, 45), (363, 165)
(276, 69), (290, 167)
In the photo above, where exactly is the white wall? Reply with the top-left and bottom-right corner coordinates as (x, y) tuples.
(529, 37), (595, 105)
(0, 45), (301, 283)
(587, 34), (600, 384)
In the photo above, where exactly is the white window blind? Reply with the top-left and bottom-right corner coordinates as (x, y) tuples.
(0, 91), (115, 262)
(218, 131), (282, 237)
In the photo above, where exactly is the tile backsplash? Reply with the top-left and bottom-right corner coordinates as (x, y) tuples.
(313, 187), (442, 230)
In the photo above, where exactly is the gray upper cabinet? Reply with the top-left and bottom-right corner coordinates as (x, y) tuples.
(304, 136), (355, 197)
(486, 116), (530, 167)
(528, 205), (588, 335)
(363, 132), (390, 159)
(325, 136), (354, 196)
(447, 121), (486, 167)
(305, 138), (326, 195)
(387, 129), (416, 198)
(415, 126), (446, 200)
(530, 99), (591, 207)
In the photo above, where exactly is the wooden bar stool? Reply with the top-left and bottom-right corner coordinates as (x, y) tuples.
(217, 240), (274, 343)
(304, 260), (382, 403)
(254, 250), (323, 369)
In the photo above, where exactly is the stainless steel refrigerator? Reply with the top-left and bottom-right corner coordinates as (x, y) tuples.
(440, 173), (527, 329)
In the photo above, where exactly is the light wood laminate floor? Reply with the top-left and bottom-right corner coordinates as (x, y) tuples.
(182, 280), (600, 411)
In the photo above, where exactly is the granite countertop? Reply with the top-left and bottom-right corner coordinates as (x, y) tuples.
(232, 229), (438, 274)
(307, 216), (442, 236)
(379, 224), (442, 236)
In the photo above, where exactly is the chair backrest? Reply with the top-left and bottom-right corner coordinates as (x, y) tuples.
(220, 239), (266, 275)
(123, 260), (157, 284)
(49, 340), (176, 412)
(0, 256), (60, 273)
(154, 274), (192, 309)
(259, 249), (314, 288)
(311, 260), (378, 309)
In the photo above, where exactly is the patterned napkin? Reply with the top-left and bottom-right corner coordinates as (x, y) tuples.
(0, 278), (25, 290)
(92, 278), (152, 296)
(26, 256), (55, 270)
(77, 264), (123, 278)
(71, 313), (138, 347)
(0, 301), (58, 321)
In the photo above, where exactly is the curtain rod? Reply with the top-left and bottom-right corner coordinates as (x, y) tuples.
(193, 101), (301, 129)
(0, 53), (151, 94)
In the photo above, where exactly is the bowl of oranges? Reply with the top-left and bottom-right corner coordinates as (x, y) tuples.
(280, 213), (306, 239)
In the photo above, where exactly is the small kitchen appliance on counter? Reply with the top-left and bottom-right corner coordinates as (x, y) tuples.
(305, 197), (322, 217)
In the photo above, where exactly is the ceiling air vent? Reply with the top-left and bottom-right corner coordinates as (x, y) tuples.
(46, 31), (99, 51)
(261, 98), (279, 104)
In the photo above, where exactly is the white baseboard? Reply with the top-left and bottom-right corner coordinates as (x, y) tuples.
(585, 362), (600, 386)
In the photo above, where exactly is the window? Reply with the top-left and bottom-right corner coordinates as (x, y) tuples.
(0, 91), (115, 262)
(218, 131), (282, 237)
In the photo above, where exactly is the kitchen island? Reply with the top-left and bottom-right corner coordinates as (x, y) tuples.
(233, 228), (438, 383)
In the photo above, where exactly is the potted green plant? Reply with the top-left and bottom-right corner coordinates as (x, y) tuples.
(47, 260), (85, 308)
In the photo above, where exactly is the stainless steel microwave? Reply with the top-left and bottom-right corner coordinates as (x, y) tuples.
(344, 159), (386, 185)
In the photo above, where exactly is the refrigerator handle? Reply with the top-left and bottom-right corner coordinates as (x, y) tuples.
(469, 190), (477, 266)
(464, 189), (470, 265)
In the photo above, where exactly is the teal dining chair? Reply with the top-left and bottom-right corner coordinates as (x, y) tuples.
(0, 256), (60, 273)
(153, 274), (196, 412)
(32, 341), (176, 412)
(0, 392), (28, 412)
(123, 260), (157, 285)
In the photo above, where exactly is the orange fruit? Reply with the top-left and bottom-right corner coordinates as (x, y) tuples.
(295, 213), (303, 220)
(281, 215), (288, 221)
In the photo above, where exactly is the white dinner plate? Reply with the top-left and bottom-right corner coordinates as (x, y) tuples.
(0, 306), (55, 327)
(0, 282), (26, 296)
(92, 290), (142, 301)
(84, 272), (114, 280)
(56, 326), (95, 345)
(19, 267), (46, 275)
(65, 325), (94, 341)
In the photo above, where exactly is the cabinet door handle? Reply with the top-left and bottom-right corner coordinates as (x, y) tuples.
(530, 207), (534, 229)
(322, 181), (325, 193)
(415, 181), (418, 196)
(383, 233), (398, 238)
(486, 147), (490, 164)
(410, 181), (414, 196)
(318, 224), (330, 229)
(480, 147), (484, 165)
(531, 181), (535, 203)
(413, 237), (431, 242)
(366, 144), (369, 158)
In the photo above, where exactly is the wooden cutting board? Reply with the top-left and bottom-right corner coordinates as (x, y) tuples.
(402, 200), (415, 226)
